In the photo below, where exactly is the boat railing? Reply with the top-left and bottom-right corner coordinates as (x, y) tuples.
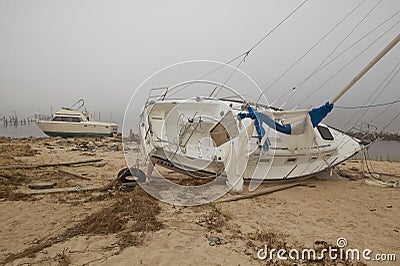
(70, 98), (85, 110)
(349, 122), (378, 141)
(145, 87), (168, 107)
(35, 113), (52, 121)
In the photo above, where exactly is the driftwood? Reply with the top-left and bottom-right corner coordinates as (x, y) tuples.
(0, 173), (12, 179)
(23, 184), (104, 195)
(28, 182), (57, 190)
(58, 169), (92, 181)
(0, 158), (103, 170)
(370, 171), (400, 179)
(215, 183), (304, 203)
(364, 179), (398, 188)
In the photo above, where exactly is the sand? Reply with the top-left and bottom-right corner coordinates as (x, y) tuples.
(0, 137), (399, 265)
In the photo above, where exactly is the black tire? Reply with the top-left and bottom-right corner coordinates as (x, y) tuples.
(117, 167), (146, 183)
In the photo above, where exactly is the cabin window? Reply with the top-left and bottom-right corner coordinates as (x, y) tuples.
(52, 116), (81, 122)
(317, 126), (334, 140)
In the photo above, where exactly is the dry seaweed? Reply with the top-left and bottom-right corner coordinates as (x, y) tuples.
(2, 187), (163, 264)
(196, 205), (230, 233)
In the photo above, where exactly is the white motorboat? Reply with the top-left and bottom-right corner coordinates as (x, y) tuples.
(138, 34), (400, 192)
(36, 99), (118, 137)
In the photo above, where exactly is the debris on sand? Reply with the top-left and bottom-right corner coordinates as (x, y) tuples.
(196, 205), (231, 233)
(2, 187), (163, 264)
(0, 143), (37, 165)
(208, 237), (221, 246)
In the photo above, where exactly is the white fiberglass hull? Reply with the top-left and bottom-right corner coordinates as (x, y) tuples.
(36, 121), (118, 137)
(140, 99), (363, 181)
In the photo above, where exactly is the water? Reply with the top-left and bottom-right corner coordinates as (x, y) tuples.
(0, 124), (47, 138)
(363, 140), (400, 162)
(1, 125), (399, 162)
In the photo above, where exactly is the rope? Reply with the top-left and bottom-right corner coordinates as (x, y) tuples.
(335, 99), (400, 109)
(381, 108), (400, 132)
(297, 0), (381, 90)
(170, 1), (309, 99)
(298, 27), (395, 109)
(168, 52), (248, 97)
(214, 0), (310, 97)
(295, 0), (383, 107)
(369, 96), (400, 124)
(309, 11), (400, 80)
(210, 54), (247, 97)
(257, 0), (368, 104)
(248, 0), (309, 54)
(336, 61), (400, 149)
(345, 60), (400, 129)
(286, 12), (400, 107)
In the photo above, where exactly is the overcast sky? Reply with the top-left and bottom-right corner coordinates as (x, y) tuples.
(1, 0), (399, 135)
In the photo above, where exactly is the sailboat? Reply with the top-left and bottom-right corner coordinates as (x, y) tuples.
(137, 34), (400, 192)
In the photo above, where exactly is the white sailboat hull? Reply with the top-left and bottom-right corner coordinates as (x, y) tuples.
(139, 98), (363, 181)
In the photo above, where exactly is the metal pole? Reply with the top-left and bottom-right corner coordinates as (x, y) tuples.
(331, 34), (400, 104)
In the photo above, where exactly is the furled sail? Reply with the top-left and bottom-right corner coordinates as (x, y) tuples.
(238, 102), (333, 150)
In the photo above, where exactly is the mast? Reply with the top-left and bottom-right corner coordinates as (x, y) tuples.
(331, 34), (400, 104)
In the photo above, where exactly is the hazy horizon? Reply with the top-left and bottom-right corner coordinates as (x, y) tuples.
(1, 0), (400, 137)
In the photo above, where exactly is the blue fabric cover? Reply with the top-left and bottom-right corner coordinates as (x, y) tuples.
(308, 102), (333, 127)
(237, 102), (334, 149)
(238, 106), (292, 150)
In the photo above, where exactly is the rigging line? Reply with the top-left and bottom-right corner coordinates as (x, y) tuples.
(347, 60), (400, 129)
(336, 62), (400, 149)
(381, 108), (400, 132)
(335, 99), (400, 109)
(281, 12), (400, 108)
(293, 0), (382, 105)
(170, 0), (309, 99)
(340, 43), (400, 129)
(212, 0), (310, 99)
(295, 0), (382, 90)
(369, 96), (400, 124)
(210, 55), (247, 98)
(167, 52), (247, 97)
(248, 0), (309, 54)
(312, 11), (400, 79)
(297, 26), (394, 108)
(255, 0), (367, 104)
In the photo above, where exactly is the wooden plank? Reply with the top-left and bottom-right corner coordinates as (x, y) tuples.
(58, 169), (92, 181)
(215, 183), (303, 203)
(0, 158), (103, 170)
(23, 184), (104, 195)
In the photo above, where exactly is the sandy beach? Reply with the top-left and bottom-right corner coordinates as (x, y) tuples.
(0, 136), (399, 265)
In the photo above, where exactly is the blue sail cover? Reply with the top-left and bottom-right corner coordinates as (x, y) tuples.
(238, 106), (291, 150)
(238, 102), (333, 147)
(308, 102), (333, 127)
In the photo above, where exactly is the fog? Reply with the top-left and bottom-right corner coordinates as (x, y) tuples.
(1, 0), (399, 135)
